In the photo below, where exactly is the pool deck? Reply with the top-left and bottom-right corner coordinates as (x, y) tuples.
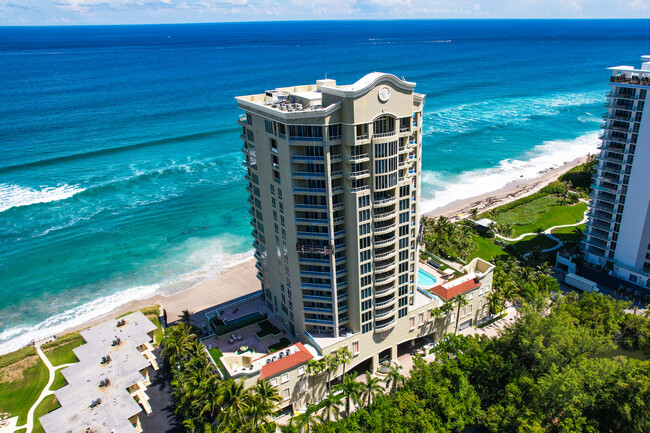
(418, 261), (446, 289)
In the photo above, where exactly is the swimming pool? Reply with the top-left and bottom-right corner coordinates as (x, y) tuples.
(418, 268), (438, 288)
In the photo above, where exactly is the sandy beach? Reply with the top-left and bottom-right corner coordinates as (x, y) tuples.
(425, 156), (588, 221)
(55, 156), (588, 338)
(58, 257), (259, 335)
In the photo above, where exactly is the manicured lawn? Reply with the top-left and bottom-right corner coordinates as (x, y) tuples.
(208, 348), (227, 377)
(552, 224), (585, 243)
(42, 334), (83, 367)
(32, 394), (60, 433)
(0, 355), (49, 424)
(51, 369), (67, 391)
(268, 338), (292, 353)
(492, 194), (587, 237)
(508, 235), (559, 255)
(469, 236), (510, 262)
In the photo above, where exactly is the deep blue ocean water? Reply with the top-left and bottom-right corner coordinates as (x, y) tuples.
(1, 20), (649, 353)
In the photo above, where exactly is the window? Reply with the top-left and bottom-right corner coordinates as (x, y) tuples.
(360, 250), (371, 262)
(399, 212), (409, 224)
(247, 129), (255, 142)
(289, 125), (323, 139)
(400, 198), (409, 210)
(399, 285), (408, 296)
(409, 317), (415, 330)
(281, 373), (289, 384)
(467, 293), (473, 300)
(418, 312), (424, 325)
(359, 223), (370, 235)
(362, 300), (372, 310)
(328, 124), (342, 140)
(358, 195), (370, 208)
(359, 209), (370, 222)
(461, 308), (466, 317)
(298, 366), (305, 376)
(398, 307), (407, 318)
(399, 297), (408, 307)
(468, 305), (473, 313)
(269, 378), (278, 386)
(362, 288), (371, 298)
(352, 341), (359, 355)
(362, 323), (372, 333)
(246, 113), (252, 125)
(360, 237), (371, 249)
(361, 275), (372, 286)
(265, 119), (274, 134)
(278, 189), (283, 200)
(282, 388), (290, 400)
(360, 263), (371, 274)
(362, 311), (372, 322)
(299, 380), (307, 394)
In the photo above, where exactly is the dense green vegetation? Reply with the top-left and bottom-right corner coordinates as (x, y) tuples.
(558, 154), (597, 194)
(422, 217), (476, 262)
(296, 293), (650, 433)
(163, 323), (282, 432)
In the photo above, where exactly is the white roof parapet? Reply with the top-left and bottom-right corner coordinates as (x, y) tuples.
(319, 72), (416, 97)
(39, 311), (157, 433)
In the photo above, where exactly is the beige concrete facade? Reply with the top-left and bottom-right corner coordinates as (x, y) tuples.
(235, 74), (494, 411)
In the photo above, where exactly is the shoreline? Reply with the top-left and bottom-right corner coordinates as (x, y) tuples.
(424, 156), (588, 221)
(56, 257), (258, 336)
(6, 155), (588, 351)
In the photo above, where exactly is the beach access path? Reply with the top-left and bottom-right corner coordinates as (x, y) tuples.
(494, 197), (589, 254)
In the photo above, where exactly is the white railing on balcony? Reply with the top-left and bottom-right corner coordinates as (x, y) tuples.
(373, 131), (397, 138)
(374, 236), (396, 247)
(347, 153), (369, 162)
(375, 317), (396, 331)
(348, 185), (370, 193)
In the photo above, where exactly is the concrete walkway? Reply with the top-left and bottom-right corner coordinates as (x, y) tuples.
(13, 345), (75, 433)
(495, 198), (589, 254)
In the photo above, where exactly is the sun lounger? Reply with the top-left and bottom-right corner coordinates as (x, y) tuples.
(237, 334), (242, 340)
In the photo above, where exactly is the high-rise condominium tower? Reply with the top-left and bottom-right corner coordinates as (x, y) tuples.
(236, 73), (424, 346)
(585, 55), (650, 287)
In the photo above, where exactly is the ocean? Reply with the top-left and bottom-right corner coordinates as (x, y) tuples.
(1, 20), (649, 354)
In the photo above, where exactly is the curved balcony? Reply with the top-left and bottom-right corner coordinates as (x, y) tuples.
(374, 283), (396, 297)
(374, 249), (397, 260)
(375, 316), (396, 332)
(374, 222), (396, 234)
(373, 196), (397, 206)
(374, 261), (396, 273)
(374, 236), (396, 247)
(374, 209), (396, 221)
(375, 306), (395, 319)
(374, 273), (396, 285)
(348, 185), (370, 194)
(347, 169), (370, 180)
(347, 153), (369, 163)
(374, 295), (396, 309)
(373, 130), (397, 139)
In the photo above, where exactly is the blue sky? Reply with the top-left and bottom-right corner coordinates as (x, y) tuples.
(1, 0), (650, 25)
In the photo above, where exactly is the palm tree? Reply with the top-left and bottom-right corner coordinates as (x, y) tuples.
(316, 393), (343, 423)
(335, 347), (353, 378)
(453, 295), (469, 334)
(248, 380), (282, 430)
(290, 404), (319, 433)
(217, 378), (251, 431)
(323, 354), (339, 392)
(306, 359), (325, 404)
(335, 371), (363, 416)
(162, 324), (195, 369)
(182, 418), (197, 433)
(487, 290), (504, 315)
(195, 374), (222, 421)
(384, 364), (405, 394)
(361, 371), (383, 407)
(179, 309), (194, 327)
(469, 208), (479, 220)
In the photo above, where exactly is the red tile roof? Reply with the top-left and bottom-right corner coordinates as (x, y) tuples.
(430, 278), (480, 301)
(258, 342), (314, 380)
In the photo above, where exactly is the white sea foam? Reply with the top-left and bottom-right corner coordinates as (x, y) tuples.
(419, 131), (601, 213)
(425, 91), (604, 136)
(0, 284), (160, 355)
(0, 183), (86, 213)
(0, 235), (254, 356)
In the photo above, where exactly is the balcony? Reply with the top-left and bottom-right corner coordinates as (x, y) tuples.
(292, 171), (326, 179)
(374, 210), (396, 221)
(374, 236), (396, 247)
(373, 196), (397, 206)
(610, 74), (650, 86)
(374, 273), (396, 285)
(374, 284), (396, 296)
(375, 316), (396, 331)
(374, 296), (396, 309)
(303, 306), (334, 314)
(331, 170), (344, 178)
(348, 185), (370, 193)
(291, 155), (325, 162)
(293, 187), (327, 195)
(347, 169), (370, 179)
(347, 153), (370, 162)
(374, 249), (397, 260)
(303, 294), (333, 303)
(300, 270), (332, 278)
(289, 136), (324, 143)
(373, 131), (397, 139)
(295, 203), (328, 211)
(374, 222), (396, 234)
(295, 217), (329, 225)
(299, 256), (330, 265)
(331, 186), (344, 194)
(374, 262), (396, 273)
(356, 134), (369, 141)
(301, 283), (333, 291)
(304, 317), (335, 326)
(331, 154), (343, 162)
(399, 126), (410, 133)
(297, 231), (329, 239)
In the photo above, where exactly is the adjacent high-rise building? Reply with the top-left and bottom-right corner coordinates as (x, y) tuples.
(236, 73), (424, 343)
(584, 55), (650, 287)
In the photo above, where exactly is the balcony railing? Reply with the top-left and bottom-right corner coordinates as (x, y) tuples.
(374, 222), (396, 234)
(374, 236), (396, 247)
(303, 295), (333, 303)
(373, 131), (397, 138)
(374, 210), (396, 220)
(373, 196), (397, 206)
(399, 126), (410, 133)
(356, 134), (369, 141)
(347, 169), (369, 178)
(374, 249), (396, 260)
(291, 155), (325, 161)
(374, 296), (396, 308)
(293, 187), (327, 194)
(348, 185), (370, 193)
(374, 273), (396, 284)
(374, 317), (396, 331)
(374, 285), (395, 296)
(293, 171), (326, 178)
(347, 153), (369, 162)
(374, 262), (396, 273)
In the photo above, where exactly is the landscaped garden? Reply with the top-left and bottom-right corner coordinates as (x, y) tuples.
(0, 347), (49, 425)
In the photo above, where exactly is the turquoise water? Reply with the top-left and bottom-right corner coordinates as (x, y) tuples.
(418, 268), (438, 288)
(1, 20), (650, 353)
